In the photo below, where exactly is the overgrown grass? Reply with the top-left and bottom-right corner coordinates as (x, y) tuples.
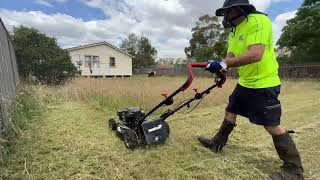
(0, 85), (44, 178)
(3, 77), (320, 179)
(5, 87), (43, 138)
(55, 76), (320, 117)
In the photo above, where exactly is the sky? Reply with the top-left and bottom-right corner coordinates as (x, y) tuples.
(0, 0), (303, 59)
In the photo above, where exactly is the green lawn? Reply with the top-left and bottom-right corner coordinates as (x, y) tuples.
(3, 78), (320, 180)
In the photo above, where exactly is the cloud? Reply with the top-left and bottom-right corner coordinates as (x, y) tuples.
(0, 9), (114, 45)
(250, 0), (293, 12)
(35, 0), (54, 7)
(272, 10), (297, 46)
(250, 0), (272, 12)
(0, 0), (297, 58)
(55, 0), (69, 2)
(78, 0), (226, 58)
(1, 0), (226, 58)
(272, 0), (291, 3)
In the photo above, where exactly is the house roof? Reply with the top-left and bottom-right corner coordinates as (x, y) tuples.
(65, 41), (135, 58)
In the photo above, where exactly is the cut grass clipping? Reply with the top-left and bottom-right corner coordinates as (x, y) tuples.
(3, 77), (320, 180)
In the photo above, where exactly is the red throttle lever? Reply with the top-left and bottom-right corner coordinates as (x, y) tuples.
(161, 92), (168, 98)
(161, 92), (174, 105)
(193, 88), (198, 93)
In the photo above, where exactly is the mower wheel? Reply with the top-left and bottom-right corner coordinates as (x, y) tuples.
(108, 118), (117, 131)
(123, 129), (139, 150)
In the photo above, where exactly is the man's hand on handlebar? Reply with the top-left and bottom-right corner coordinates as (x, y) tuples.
(205, 60), (228, 74)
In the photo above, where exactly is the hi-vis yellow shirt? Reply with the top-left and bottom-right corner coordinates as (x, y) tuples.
(227, 13), (281, 89)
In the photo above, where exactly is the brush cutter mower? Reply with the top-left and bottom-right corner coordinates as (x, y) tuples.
(108, 63), (226, 149)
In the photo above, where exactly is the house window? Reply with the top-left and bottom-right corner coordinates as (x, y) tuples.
(84, 56), (91, 67)
(84, 55), (100, 68)
(110, 57), (116, 67)
(93, 56), (100, 68)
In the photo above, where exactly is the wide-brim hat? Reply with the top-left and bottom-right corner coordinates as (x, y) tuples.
(216, 0), (256, 16)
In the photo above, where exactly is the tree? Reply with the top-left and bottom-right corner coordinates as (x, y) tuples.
(136, 35), (157, 67)
(120, 33), (139, 58)
(185, 15), (229, 62)
(120, 34), (157, 68)
(277, 0), (320, 63)
(11, 26), (77, 85)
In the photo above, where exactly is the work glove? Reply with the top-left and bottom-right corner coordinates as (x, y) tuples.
(205, 60), (227, 74)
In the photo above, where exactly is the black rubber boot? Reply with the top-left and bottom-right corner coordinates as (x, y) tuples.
(271, 132), (304, 180)
(198, 120), (236, 152)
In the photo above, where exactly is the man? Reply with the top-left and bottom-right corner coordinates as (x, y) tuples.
(198, 0), (304, 179)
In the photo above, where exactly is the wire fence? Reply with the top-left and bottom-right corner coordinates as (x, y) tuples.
(0, 18), (19, 136)
(134, 64), (320, 79)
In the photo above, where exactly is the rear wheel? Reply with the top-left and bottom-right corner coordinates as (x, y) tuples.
(108, 118), (117, 130)
(123, 129), (139, 150)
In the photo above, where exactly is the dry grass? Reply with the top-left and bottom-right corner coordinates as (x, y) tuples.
(54, 75), (318, 114)
(58, 75), (233, 109)
(3, 76), (320, 180)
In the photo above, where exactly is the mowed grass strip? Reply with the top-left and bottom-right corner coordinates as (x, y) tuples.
(5, 77), (320, 180)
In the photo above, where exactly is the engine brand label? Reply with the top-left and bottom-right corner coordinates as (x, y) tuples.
(148, 125), (162, 132)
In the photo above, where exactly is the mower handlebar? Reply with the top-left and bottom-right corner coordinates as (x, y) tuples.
(142, 63), (226, 120)
(179, 63), (207, 91)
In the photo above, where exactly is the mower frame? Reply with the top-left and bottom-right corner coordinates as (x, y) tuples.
(108, 63), (226, 149)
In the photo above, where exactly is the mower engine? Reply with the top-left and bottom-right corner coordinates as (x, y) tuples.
(109, 107), (170, 149)
(117, 107), (145, 130)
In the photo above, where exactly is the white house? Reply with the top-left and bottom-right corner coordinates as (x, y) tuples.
(66, 41), (135, 77)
